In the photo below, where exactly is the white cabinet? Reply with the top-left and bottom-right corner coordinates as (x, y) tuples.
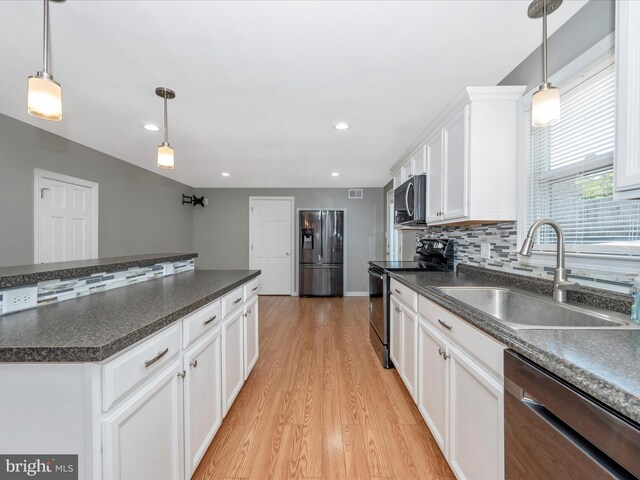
(448, 346), (504, 480)
(243, 295), (259, 379)
(442, 105), (469, 221)
(426, 131), (443, 223)
(222, 309), (244, 415)
(389, 86), (524, 225)
(417, 319), (448, 455)
(183, 327), (223, 478)
(401, 158), (413, 184)
(412, 144), (427, 176)
(400, 302), (418, 401)
(389, 294), (401, 368)
(614, 1), (640, 199)
(102, 359), (184, 480)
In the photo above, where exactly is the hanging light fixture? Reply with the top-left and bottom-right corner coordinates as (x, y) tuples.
(28, 0), (64, 121)
(155, 87), (176, 169)
(529, 0), (562, 128)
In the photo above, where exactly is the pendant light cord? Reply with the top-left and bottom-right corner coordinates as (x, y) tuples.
(542, 0), (548, 84)
(42, 0), (49, 73)
(163, 96), (169, 144)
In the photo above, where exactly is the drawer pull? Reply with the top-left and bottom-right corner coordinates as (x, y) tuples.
(203, 315), (217, 326)
(252, 286), (258, 292)
(189, 360), (198, 368)
(394, 288), (402, 294)
(144, 348), (169, 368)
(233, 297), (242, 304)
(177, 370), (186, 379)
(438, 319), (452, 331)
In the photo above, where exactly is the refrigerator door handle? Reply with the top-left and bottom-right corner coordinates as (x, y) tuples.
(320, 210), (324, 261)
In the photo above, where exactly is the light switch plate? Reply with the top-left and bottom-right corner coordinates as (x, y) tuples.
(480, 242), (491, 259)
(1, 286), (38, 315)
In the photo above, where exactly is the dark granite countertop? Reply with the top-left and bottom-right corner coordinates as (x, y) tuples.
(0, 269), (259, 362)
(0, 253), (198, 289)
(389, 268), (640, 425)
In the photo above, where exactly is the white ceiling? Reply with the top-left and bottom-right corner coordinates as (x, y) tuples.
(0, 0), (587, 188)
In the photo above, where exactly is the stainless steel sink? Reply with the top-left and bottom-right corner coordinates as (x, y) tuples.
(436, 287), (640, 330)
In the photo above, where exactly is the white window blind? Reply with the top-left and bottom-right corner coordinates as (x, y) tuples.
(524, 57), (640, 257)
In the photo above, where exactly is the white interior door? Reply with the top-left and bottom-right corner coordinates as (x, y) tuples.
(35, 169), (98, 264)
(250, 197), (293, 295)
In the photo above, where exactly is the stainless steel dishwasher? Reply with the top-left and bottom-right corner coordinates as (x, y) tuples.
(504, 350), (640, 480)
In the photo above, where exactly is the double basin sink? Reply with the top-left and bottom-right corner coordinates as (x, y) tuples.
(436, 286), (640, 330)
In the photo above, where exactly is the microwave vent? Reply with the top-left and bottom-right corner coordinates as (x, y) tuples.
(348, 189), (363, 199)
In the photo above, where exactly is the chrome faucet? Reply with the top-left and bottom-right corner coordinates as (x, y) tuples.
(519, 219), (579, 302)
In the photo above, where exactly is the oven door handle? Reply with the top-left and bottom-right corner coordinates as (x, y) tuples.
(368, 268), (385, 280)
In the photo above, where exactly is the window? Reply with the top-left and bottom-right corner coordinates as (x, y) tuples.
(522, 55), (640, 258)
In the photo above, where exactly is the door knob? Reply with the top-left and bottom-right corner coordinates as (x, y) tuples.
(286, 252), (290, 256)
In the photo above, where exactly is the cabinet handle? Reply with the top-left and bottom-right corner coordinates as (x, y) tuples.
(144, 348), (169, 368)
(243, 312), (248, 318)
(177, 370), (186, 379)
(438, 319), (452, 331)
(395, 306), (401, 313)
(438, 348), (444, 356)
(252, 286), (258, 292)
(189, 360), (198, 368)
(394, 288), (402, 294)
(203, 315), (217, 326)
(248, 308), (252, 314)
(233, 297), (242, 304)
(443, 352), (450, 360)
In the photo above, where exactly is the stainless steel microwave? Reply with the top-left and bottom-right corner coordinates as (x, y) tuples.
(394, 174), (427, 226)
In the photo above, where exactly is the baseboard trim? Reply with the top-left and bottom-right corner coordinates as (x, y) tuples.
(344, 291), (368, 297)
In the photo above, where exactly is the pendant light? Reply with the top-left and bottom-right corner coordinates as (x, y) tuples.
(155, 87), (176, 169)
(28, 0), (64, 121)
(529, 0), (562, 128)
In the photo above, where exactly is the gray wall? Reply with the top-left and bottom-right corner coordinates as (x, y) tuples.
(0, 113), (194, 267)
(193, 188), (384, 293)
(500, 0), (614, 91)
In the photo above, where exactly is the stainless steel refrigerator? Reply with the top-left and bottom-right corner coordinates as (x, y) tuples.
(299, 210), (344, 296)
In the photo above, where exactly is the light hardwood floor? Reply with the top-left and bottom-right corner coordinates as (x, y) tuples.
(193, 296), (454, 480)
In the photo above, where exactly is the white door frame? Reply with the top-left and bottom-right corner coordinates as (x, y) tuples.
(248, 196), (295, 295)
(33, 168), (99, 264)
(295, 208), (347, 296)
(386, 189), (398, 261)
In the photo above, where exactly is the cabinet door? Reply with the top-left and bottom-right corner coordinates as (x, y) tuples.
(184, 328), (223, 478)
(443, 106), (469, 221)
(413, 144), (427, 176)
(614, 1), (640, 198)
(243, 296), (259, 379)
(401, 158), (413, 183)
(393, 170), (402, 189)
(449, 347), (504, 480)
(389, 295), (402, 371)
(400, 304), (418, 401)
(426, 131), (443, 223)
(102, 360), (184, 480)
(417, 319), (448, 455)
(222, 309), (245, 415)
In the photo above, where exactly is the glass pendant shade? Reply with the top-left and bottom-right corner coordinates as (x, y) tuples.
(531, 85), (560, 128)
(157, 144), (175, 169)
(28, 75), (62, 121)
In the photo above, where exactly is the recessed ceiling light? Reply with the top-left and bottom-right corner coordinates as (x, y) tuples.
(221, 172), (230, 177)
(143, 124), (160, 132)
(334, 122), (350, 130)
(331, 172), (340, 177)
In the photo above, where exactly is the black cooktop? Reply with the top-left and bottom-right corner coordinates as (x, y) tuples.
(368, 260), (450, 272)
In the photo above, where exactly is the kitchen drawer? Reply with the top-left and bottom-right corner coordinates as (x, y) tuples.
(102, 323), (181, 411)
(418, 296), (505, 377)
(390, 278), (418, 311)
(243, 277), (260, 300)
(222, 286), (244, 318)
(182, 299), (221, 348)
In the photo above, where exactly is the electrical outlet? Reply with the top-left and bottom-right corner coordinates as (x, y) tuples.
(160, 263), (175, 276)
(2, 286), (38, 315)
(480, 242), (491, 260)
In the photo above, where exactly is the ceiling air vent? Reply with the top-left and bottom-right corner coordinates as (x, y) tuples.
(348, 189), (363, 199)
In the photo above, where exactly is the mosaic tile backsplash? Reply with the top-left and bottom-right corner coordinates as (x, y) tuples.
(416, 222), (636, 293)
(0, 259), (195, 315)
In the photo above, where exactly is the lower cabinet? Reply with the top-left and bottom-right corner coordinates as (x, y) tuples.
(390, 294), (401, 368)
(448, 346), (504, 480)
(400, 302), (418, 401)
(222, 308), (245, 415)
(102, 359), (184, 480)
(183, 327), (223, 478)
(243, 296), (259, 379)
(417, 319), (448, 454)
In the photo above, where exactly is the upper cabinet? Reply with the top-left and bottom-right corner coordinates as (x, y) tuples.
(614, 1), (640, 199)
(391, 86), (525, 226)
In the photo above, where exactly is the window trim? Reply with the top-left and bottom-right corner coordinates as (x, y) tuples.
(515, 33), (639, 273)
